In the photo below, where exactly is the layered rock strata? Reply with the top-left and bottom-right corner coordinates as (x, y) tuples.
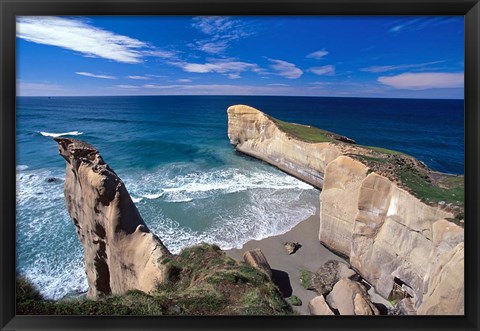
(227, 105), (464, 315)
(54, 138), (170, 298)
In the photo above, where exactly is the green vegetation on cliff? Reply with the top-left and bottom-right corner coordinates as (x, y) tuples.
(270, 118), (333, 143)
(398, 171), (464, 205)
(268, 113), (464, 212)
(17, 244), (293, 315)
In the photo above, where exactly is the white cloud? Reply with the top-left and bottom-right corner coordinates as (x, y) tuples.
(143, 84), (178, 89)
(17, 16), (176, 64)
(378, 72), (464, 90)
(309, 65), (335, 76)
(17, 17), (146, 63)
(268, 83), (289, 86)
(127, 75), (150, 80)
(307, 49), (328, 59)
(268, 59), (303, 79)
(192, 16), (250, 39)
(143, 50), (177, 58)
(76, 72), (116, 79)
(114, 83), (294, 95)
(177, 79), (192, 83)
(361, 61), (445, 73)
(190, 17), (252, 54)
(114, 84), (140, 89)
(389, 17), (460, 33)
(171, 59), (261, 78)
(146, 74), (168, 78)
(190, 41), (229, 55)
(192, 17), (232, 35)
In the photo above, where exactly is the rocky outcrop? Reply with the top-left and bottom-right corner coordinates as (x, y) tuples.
(320, 160), (462, 313)
(417, 220), (464, 315)
(284, 241), (301, 255)
(227, 104), (342, 188)
(311, 260), (357, 295)
(243, 249), (273, 280)
(54, 138), (170, 298)
(227, 105), (464, 315)
(326, 279), (380, 315)
(308, 295), (335, 315)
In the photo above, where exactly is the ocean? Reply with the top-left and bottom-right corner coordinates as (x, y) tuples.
(15, 95), (464, 299)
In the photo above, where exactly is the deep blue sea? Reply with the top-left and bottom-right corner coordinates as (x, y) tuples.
(16, 95), (464, 299)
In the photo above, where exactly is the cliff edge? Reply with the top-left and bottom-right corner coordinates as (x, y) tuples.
(227, 104), (464, 315)
(54, 138), (171, 298)
(228, 104), (343, 188)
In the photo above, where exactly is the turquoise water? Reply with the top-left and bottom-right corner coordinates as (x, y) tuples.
(15, 95), (464, 299)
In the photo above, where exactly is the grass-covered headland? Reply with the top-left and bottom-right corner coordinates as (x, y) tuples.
(17, 243), (293, 315)
(269, 114), (464, 220)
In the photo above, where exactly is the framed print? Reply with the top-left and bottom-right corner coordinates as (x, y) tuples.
(1, 0), (479, 330)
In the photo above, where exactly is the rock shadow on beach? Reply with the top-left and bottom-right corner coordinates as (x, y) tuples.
(272, 269), (292, 298)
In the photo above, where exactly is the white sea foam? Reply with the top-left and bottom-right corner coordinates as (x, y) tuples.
(16, 165), (29, 171)
(124, 167), (313, 203)
(143, 193), (164, 200)
(145, 189), (319, 253)
(39, 131), (83, 138)
(131, 196), (143, 203)
(17, 163), (319, 300)
(17, 167), (88, 299)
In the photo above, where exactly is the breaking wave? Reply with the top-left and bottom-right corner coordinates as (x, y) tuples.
(16, 164), (318, 299)
(39, 131), (83, 138)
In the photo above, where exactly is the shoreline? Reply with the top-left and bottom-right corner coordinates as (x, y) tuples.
(225, 214), (346, 315)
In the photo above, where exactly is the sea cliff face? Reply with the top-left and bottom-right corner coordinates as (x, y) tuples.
(228, 104), (342, 188)
(321, 159), (463, 313)
(227, 104), (464, 315)
(54, 138), (170, 298)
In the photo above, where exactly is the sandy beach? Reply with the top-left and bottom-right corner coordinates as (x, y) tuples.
(226, 214), (346, 315)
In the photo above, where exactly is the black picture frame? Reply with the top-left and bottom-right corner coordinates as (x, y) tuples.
(1, 1), (479, 330)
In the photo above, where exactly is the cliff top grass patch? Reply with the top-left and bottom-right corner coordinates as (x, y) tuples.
(366, 146), (404, 156)
(268, 114), (464, 211)
(270, 118), (333, 143)
(398, 170), (464, 205)
(352, 151), (464, 209)
(17, 243), (293, 316)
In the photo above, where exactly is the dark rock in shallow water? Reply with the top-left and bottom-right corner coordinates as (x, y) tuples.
(46, 177), (60, 183)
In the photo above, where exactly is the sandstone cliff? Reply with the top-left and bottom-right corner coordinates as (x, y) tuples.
(228, 104), (343, 188)
(227, 105), (464, 315)
(321, 158), (463, 312)
(54, 138), (170, 298)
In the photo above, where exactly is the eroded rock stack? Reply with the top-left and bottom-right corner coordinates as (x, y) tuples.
(54, 138), (171, 298)
(227, 105), (464, 315)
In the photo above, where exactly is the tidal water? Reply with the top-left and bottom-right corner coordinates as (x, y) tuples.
(15, 95), (464, 299)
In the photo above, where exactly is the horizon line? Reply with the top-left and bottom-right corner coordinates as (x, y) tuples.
(16, 94), (465, 101)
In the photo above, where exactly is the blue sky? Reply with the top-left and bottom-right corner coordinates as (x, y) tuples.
(16, 16), (464, 98)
